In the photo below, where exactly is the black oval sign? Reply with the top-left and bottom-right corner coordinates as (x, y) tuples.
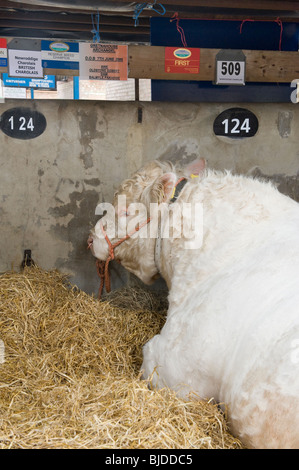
(213, 107), (258, 138)
(0, 107), (47, 140)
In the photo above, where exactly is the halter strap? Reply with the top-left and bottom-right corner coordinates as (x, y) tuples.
(155, 177), (188, 272)
(96, 216), (151, 298)
(169, 177), (187, 203)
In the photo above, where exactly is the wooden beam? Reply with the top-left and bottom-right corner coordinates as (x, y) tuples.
(2, 0), (299, 16)
(96, 0), (299, 10)
(128, 45), (299, 82)
(122, 7), (299, 23)
(0, 10), (149, 27)
(0, 19), (148, 34)
(43, 68), (78, 76)
(4, 0), (299, 12)
(2, 45), (299, 82)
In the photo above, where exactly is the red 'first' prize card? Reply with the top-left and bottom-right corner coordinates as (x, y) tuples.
(165, 47), (200, 74)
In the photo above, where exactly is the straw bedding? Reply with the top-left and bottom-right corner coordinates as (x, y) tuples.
(0, 266), (243, 449)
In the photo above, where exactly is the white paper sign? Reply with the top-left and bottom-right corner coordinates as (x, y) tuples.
(0, 78), (4, 102)
(8, 49), (43, 78)
(216, 60), (245, 85)
(4, 87), (26, 99)
(215, 50), (246, 86)
(79, 43), (128, 81)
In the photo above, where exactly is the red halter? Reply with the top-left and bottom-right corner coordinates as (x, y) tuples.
(95, 217), (151, 299)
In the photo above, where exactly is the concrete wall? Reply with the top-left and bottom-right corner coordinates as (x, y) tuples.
(0, 99), (298, 295)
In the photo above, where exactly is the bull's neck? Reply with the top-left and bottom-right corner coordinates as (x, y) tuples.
(153, 184), (199, 288)
(154, 210), (182, 290)
(156, 242), (173, 289)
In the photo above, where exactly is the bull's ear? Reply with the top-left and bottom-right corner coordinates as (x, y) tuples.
(150, 172), (177, 204)
(185, 158), (206, 176)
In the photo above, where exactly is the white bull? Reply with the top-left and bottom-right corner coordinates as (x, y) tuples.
(88, 158), (299, 449)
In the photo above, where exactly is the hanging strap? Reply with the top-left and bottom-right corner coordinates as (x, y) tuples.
(91, 11), (100, 43)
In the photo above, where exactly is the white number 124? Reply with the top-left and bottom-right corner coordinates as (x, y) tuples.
(222, 117), (250, 134)
(8, 116), (34, 131)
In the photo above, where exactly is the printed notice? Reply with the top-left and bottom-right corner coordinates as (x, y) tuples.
(3, 73), (55, 89)
(79, 43), (128, 80)
(215, 50), (246, 86)
(8, 49), (43, 78)
(165, 47), (200, 74)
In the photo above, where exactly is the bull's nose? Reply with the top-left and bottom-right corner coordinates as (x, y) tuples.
(87, 235), (93, 249)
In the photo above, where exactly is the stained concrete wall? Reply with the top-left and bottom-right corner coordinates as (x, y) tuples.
(0, 99), (298, 295)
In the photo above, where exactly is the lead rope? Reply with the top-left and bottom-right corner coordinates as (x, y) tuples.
(96, 259), (106, 299)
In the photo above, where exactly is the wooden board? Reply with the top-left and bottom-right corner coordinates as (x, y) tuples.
(128, 46), (299, 83)
(43, 68), (79, 77)
(1, 45), (299, 82)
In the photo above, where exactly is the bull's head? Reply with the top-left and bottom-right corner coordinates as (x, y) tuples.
(88, 158), (205, 292)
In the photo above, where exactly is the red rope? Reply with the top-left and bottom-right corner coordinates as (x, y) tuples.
(170, 12), (188, 48)
(240, 17), (283, 51)
(96, 259), (107, 299)
(170, 13), (284, 51)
